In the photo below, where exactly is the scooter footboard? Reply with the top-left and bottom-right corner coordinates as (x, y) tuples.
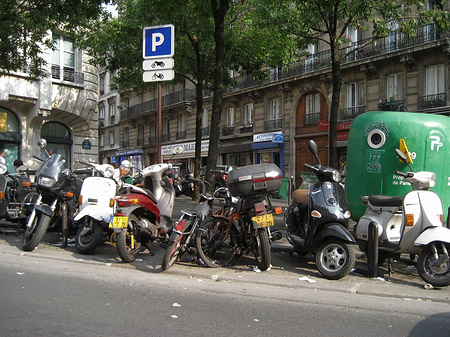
(315, 223), (356, 244)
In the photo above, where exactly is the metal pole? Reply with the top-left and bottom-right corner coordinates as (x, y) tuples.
(157, 82), (162, 163)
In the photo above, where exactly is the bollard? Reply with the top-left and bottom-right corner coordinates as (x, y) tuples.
(367, 221), (379, 277)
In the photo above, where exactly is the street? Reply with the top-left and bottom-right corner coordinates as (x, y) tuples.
(1, 196), (450, 336)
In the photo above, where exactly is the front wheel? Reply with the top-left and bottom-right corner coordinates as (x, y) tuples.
(162, 237), (182, 271)
(196, 217), (239, 268)
(116, 214), (140, 263)
(253, 228), (271, 271)
(22, 213), (51, 251)
(315, 239), (355, 280)
(417, 243), (450, 287)
(75, 217), (104, 254)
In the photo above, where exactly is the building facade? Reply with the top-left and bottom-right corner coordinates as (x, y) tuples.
(99, 21), (449, 187)
(0, 32), (99, 172)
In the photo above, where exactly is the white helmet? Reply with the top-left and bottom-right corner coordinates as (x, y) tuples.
(120, 160), (133, 169)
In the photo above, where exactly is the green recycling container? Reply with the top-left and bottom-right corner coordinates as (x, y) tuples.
(346, 111), (450, 223)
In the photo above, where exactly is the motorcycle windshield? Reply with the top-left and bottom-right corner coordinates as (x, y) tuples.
(36, 154), (65, 181)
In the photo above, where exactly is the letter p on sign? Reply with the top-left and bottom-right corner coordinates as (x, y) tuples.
(143, 24), (175, 59)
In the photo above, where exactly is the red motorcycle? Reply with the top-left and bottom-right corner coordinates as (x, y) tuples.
(109, 163), (175, 263)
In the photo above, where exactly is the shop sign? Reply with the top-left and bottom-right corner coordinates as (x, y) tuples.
(161, 140), (209, 156)
(253, 131), (283, 143)
(115, 149), (143, 156)
(318, 120), (352, 132)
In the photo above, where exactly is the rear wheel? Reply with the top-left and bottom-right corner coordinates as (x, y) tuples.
(75, 217), (104, 254)
(116, 214), (140, 263)
(22, 213), (51, 251)
(315, 239), (355, 280)
(253, 228), (271, 271)
(417, 243), (450, 287)
(196, 217), (238, 268)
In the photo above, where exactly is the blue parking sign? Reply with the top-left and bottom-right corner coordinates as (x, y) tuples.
(143, 24), (174, 59)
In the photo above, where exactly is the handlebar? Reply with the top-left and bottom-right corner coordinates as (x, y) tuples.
(396, 171), (413, 178)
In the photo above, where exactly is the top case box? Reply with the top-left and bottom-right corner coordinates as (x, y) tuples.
(226, 164), (282, 197)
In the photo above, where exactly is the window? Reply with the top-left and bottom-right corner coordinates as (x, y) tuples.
(226, 107), (234, 127)
(177, 114), (185, 132)
(99, 74), (105, 95)
(425, 64), (445, 96)
(270, 67), (281, 81)
(269, 97), (282, 120)
(162, 118), (170, 135)
(123, 127), (129, 147)
(52, 34), (77, 82)
(109, 131), (115, 146)
(305, 93), (321, 125)
(108, 101), (116, 125)
(98, 105), (105, 127)
(346, 82), (363, 108)
(202, 109), (209, 128)
(243, 103), (254, 126)
(41, 122), (72, 169)
(387, 21), (399, 51)
(138, 124), (144, 146)
(99, 133), (104, 148)
(386, 73), (403, 100)
(150, 121), (156, 137)
(305, 43), (317, 70)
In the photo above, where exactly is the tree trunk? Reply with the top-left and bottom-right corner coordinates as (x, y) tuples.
(329, 38), (342, 169)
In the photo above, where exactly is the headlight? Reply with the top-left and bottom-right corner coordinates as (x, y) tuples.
(38, 176), (56, 188)
(332, 170), (341, 183)
(104, 166), (115, 178)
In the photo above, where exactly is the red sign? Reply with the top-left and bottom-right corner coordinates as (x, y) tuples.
(318, 120), (352, 132)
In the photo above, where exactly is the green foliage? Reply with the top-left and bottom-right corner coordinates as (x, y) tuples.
(0, 0), (105, 79)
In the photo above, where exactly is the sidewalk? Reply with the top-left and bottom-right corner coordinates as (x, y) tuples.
(1, 229), (449, 305)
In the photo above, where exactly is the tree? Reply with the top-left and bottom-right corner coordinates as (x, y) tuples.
(0, 0), (106, 80)
(253, 0), (449, 167)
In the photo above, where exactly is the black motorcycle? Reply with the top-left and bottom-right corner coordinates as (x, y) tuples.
(284, 140), (356, 280)
(21, 139), (82, 251)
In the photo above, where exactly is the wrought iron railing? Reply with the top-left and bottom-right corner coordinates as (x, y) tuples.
(418, 93), (447, 110)
(377, 99), (406, 111)
(222, 126), (235, 136)
(304, 113), (321, 125)
(176, 131), (186, 140)
(264, 119), (282, 131)
(161, 134), (170, 142)
(338, 106), (366, 121)
(51, 65), (84, 84)
(240, 125), (254, 134)
(201, 127), (210, 137)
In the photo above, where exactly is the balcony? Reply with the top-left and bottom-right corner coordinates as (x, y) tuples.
(264, 119), (282, 131)
(51, 65), (84, 84)
(240, 125), (253, 134)
(98, 118), (104, 128)
(122, 140), (129, 148)
(304, 113), (320, 126)
(222, 126), (235, 136)
(338, 106), (366, 121)
(137, 138), (144, 146)
(110, 115), (116, 125)
(148, 136), (157, 145)
(201, 127), (210, 137)
(418, 93), (447, 110)
(377, 99), (406, 111)
(176, 131), (186, 140)
(161, 134), (170, 142)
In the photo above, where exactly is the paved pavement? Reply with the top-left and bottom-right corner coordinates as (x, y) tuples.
(0, 195), (449, 306)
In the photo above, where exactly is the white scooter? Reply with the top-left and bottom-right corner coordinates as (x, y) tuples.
(355, 149), (450, 287)
(74, 160), (118, 254)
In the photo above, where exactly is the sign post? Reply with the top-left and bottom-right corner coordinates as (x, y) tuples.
(142, 24), (175, 163)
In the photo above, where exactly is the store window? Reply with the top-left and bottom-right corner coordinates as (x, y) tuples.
(41, 122), (72, 169)
(0, 107), (21, 173)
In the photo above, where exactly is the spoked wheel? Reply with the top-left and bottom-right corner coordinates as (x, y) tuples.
(315, 239), (355, 280)
(196, 217), (239, 268)
(417, 243), (450, 287)
(162, 238), (182, 271)
(116, 214), (141, 263)
(252, 228), (271, 271)
(21, 213), (51, 251)
(75, 217), (104, 254)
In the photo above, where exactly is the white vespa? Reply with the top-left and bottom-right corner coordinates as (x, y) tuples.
(355, 149), (450, 287)
(74, 160), (118, 254)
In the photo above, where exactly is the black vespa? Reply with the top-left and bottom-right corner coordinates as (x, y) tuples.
(284, 140), (356, 280)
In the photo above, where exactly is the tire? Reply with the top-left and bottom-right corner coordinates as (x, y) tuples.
(21, 213), (51, 251)
(116, 214), (140, 263)
(196, 217), (238, 268)
(162, 237), (182, 270)
(75, 217), (104, 254)
(253, 228), (271, 271)
(315, 239), (356, 280)
(417, 243), (450, 287)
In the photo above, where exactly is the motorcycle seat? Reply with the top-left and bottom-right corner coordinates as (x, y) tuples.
(292, 189), (309, 204)
(369, 194), (403, 207)
(141, 188), (157, 203)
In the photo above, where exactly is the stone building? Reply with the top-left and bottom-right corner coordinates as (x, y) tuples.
(0, 32), (99, 172)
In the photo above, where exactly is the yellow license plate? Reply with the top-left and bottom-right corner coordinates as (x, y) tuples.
(109, 216), (128, 229)
(252, 213), (274, 228)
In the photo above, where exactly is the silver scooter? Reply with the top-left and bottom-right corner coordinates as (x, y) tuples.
(355, 149), (450, 287)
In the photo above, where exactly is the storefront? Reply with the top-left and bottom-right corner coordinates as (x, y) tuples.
(161, 140), (209, 173)
(252, 131), (285, 175)
(115, 148), (144, 169)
